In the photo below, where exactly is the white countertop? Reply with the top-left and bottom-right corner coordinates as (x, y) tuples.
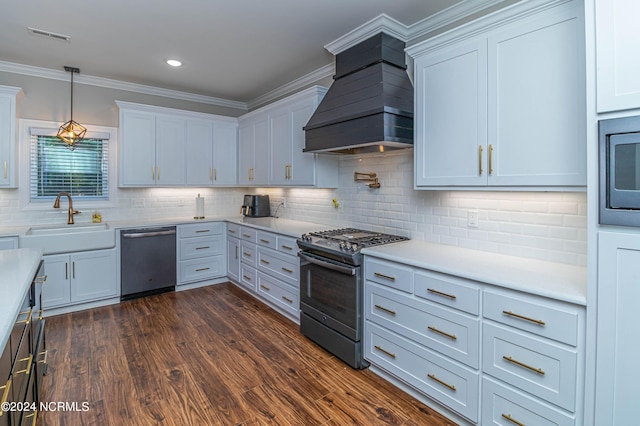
(362, 240), (587, 305)
(0, 248), (43, 351)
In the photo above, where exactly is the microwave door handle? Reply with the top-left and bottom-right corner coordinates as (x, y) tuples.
(299, 252), (356, 276)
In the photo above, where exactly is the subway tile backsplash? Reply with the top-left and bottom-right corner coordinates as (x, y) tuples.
(0, 150), (586, 266)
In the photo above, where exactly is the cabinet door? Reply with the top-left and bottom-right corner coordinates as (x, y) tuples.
(41, 254), (71, 309)
(488, 6), (585, 186)
(0, 91), (17, 188)
(414, 38), (488, 187)
(252, 118), (269, 185)
(289, 99), (317, 185)
(238, 121), (254, 185)
(155, 115), (186, 185)
(596, 0), (640, 112)
(185, 118), (214, 185)
(595, 231), (640, 425)
(227, 237), (240, 282)
(120, 110), (156, 186)
(238, 117), (268, 186)
(269, 106), (291, 186)
(212, 122), (237, 185)
(70, 250), (118, 303)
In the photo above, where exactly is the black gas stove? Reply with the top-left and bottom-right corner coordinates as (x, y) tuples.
(297, 227), (409, 266)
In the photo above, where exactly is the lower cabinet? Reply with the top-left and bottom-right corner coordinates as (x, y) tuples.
(363, 255), (584, 425)
(42, 249), (117, 309)
(178, 222), (226, 285)
(0, 237), (17, 251)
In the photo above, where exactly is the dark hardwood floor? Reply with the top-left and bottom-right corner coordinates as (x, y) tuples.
(39, 283), (456, 425)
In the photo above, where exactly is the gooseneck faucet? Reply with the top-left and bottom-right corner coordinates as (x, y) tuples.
(53, 192), (80, 224)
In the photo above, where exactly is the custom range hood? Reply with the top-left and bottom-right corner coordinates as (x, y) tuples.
(304, 33), (414, 154)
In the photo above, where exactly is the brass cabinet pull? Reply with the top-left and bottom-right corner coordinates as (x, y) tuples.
(374, 345), (396, 359)
(427, 288), (457, 300)
(260, 284), (270, 291)
(195, 267), (210, 272)
(195, 246), (210, 250)
(489, 144), (494, 175)
(282, 296), (293, 303)
(228, 229), (237, 234)
(242, 275), (252, 281)
(503, 355), (545, 375)
(0, 379), (11, 411)
(242, 233), (251, 238)
(502, 310), (545, 326)
(210, 168), (213, 181)
(281, 267), (293, 274)
(3, 160), (6, 179)
(214, 168), (217, 181)
(281, 245), (293, 251)
(152, 165), (155, 180)
(478, 145), (483, 175)
(374, 304), (397, 316)
(260, 259), (270, 265)
(157, 166), (161, 180)
(260, 239), (270, 244)
(428, 326), (457, 341)
(502, 413), (525, 426)
(427, 373), (456, 391)
(374, 272), (396, 281)
(35, 275), (47, 284)
(15, 354), (34, 375)
(17, 308), (33, 325)
(24, 409), (38, 426)
(242, 252), (251, 257)
(38, 350), (49, 365)
(235, 246), (238, 259)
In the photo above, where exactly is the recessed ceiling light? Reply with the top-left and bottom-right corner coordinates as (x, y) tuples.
(166, 59), (182, 67)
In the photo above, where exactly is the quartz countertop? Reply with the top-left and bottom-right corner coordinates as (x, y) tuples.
(0, 248), (43, 351)
(362, 240), (587, 305)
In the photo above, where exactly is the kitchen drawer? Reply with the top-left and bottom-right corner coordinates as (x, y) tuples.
(179, 222), (224, 238)
(365, 257), (413, 293)
(366, 282), (480, 368)
(365, 322), (479, 422)
(239, 227), (257, 243)
(227, 223), (240, 238)
(240, 241), (257, 267)
(277, 235), (298, 254)
(239, 264), (257, 291)
(482, 377), (575, 426)
(414, 270), (480, 315)
(180, 256), (224, 283)
(257, 247), (298, 286)
(180, 235), (224, 260)
(484, 290), (581, 346)
(482, 322), (577, 411)
(257, 272), (299, 318)
(256, 231), (278, 250)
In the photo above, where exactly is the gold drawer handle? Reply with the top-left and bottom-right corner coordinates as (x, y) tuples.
(489, 143), (494, 175)
(281, 267), (293, 274)
(35, 275), (47, 284)
(243, 252), (252, 257)
(260, 239), (270, 244)
(427, 288), (456, 300)
(282, 296), (293, 304)
(281, 245), (293, 251)
(17, 308), (33, 325)
(502, 413), (525, 426)
(478, 145), (483, 175)
(3, 160), (6, 179)
(228, 229), (237, 234)
(242, 233), (251, 238)
(242, 275), (252, 281)
(374, 345), (396, 359)
(427, 373), (456, 392)
(15, 354), (34, 376)
(260, 284), (270, 291)
(0, 379), (11, 415)
(374, 272), (396, 281)
(195, 267), (210, 272)
(24, 409), (38, 426)
(38, 350), (48, 365)
(503, 355), (545, 375)
(195, 229), (210, 233)
(427, 326), (457, 341)
(502, 310), (545, 326)
(260, 259), (270, 265)
(195, 246), (210, 250)
(374, 304), (396, 316)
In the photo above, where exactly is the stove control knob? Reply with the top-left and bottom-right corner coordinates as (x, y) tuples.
(350, 243), (358, 252)
(339, 242), (346, 250)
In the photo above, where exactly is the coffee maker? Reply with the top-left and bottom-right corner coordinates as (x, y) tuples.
(241, 195), (270, 217)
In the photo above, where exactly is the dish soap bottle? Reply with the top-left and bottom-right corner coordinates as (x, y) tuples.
(92, 210), (102, 223)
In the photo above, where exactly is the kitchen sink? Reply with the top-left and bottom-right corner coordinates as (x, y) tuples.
(20, 223), (116, 254)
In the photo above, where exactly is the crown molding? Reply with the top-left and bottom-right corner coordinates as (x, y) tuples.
(0, 60), (248, 111)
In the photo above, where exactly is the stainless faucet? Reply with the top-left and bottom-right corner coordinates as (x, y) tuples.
(53, 192), (80, 224)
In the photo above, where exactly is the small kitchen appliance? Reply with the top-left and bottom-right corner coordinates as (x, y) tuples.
(297, 228), (409, 369)
(241, 194), (270, 217)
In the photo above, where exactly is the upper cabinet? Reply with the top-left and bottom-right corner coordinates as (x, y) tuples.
(595, 0), (640, 112)
(238, 86), (339, 188)
(408, 0), (586, 190)
(0, 85), (20, 188)
(117, 101), (237, 187)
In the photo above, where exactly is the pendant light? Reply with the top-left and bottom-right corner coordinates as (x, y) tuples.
(57, 66), (86, 150)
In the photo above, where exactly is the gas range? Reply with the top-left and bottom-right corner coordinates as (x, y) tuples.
(297, 228), (409, 266)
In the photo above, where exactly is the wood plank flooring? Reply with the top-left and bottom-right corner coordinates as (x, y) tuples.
(39, 283), (456, 425)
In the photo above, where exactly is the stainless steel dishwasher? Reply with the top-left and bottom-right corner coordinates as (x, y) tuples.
(120, 226), (176, 300)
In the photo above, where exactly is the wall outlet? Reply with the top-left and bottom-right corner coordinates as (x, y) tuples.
(178, 198), (185, 207)
(131, 198), (145, 208)
(468, 209), (479, 228)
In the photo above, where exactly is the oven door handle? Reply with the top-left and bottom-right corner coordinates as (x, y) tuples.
(299, 252), (356, 276)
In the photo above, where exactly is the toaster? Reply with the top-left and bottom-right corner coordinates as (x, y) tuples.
(241, 195), (270, 217)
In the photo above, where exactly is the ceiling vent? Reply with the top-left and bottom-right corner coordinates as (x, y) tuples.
(27, 27), (71, 42)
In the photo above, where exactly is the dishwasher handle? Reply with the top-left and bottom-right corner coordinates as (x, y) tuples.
(122, 228), (176, 239)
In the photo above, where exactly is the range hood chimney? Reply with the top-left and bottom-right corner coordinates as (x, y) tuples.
(303, 32), (414, 154)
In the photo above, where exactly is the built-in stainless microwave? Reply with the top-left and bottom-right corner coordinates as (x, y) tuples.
(599, 115), (640, 226)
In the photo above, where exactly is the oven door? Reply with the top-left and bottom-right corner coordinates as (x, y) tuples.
(299, 251), (361, 341)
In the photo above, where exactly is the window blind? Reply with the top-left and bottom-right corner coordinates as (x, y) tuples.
(30, 134), (109, 201)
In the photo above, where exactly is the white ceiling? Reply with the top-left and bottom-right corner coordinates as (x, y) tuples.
(0, 0), (500, 107)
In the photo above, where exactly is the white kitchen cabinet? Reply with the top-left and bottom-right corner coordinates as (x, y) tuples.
(227, 225), (240, 283)
(41, 249), (117, 309)
(0, 86), (20, 188)
(594, 231), (640, 425)
(0, 236), (18, 250)
(186, 118), (237, 186)
(177, 222), (225, 285)
(595, 0), (640, 112)
(155, 115), (186, 185)
(408, 0), (585, 189)
(239, 86), (338, 188)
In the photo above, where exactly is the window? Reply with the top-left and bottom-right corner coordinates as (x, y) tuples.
(30, 133), (109, 201)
